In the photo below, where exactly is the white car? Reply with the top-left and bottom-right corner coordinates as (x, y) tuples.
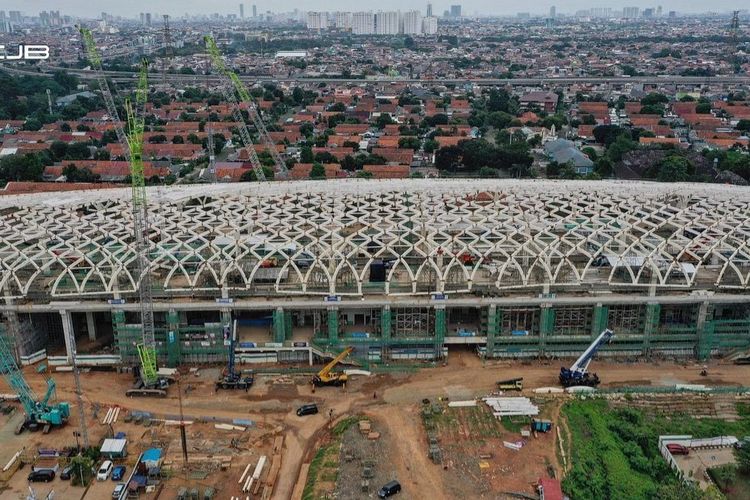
(112, 483), (126, 499)
(97, 460), (113, 481)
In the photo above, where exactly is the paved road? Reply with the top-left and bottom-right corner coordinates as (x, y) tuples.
(2, 64), (749, 86)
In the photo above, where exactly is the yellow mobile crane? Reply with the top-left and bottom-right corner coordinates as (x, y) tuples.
(312, 347), (354, 387)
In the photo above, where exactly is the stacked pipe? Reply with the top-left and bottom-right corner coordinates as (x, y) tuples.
(101, 406), (121, 425)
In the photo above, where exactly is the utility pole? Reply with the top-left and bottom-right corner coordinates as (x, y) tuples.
(45, 89), (53, 116)
(730, 11), (740, 71)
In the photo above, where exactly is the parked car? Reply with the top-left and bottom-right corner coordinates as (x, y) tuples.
(28, 470), (55, 483)
(378, 480), (402, 498)
(97, 460), (113, 481)
(111, 465), (126, 481)
(59, 464), (74, 480)
(296, 403), (318, 416)
(666, 443), (689, 455)
(112, 483), (126, 499)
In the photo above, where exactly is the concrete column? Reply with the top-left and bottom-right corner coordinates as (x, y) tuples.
(327, 307), (339, 342)
(59, 310), (74, 364)
(486, 305), (500, 359)
(434, 306), (446, 344)
(696, 301), (713, 360)
(540, 305), (555, 354)
(381, 306), (391, 341)
(591, 304), (608, 338)
(273, 307), (286, 343)
(166, 309), (180, 368)
(86, 312), (97, 341)
(643, 302), (660, 354)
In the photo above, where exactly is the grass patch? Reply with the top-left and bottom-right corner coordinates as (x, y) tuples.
(498, 416), (527, 433)
(562, 398), (750, 500)
(302, 416), (362, 500)
(709, 465), (750, 500)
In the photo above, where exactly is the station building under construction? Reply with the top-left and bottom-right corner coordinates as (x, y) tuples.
(1, 179), (749, 367)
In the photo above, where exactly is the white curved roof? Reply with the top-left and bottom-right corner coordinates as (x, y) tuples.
(1, 179), (749, 299)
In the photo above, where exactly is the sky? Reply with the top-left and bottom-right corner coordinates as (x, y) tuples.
(2, 1), (747, 18)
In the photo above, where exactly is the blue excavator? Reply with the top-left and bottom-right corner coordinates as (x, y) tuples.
(559, 329), (614, 388)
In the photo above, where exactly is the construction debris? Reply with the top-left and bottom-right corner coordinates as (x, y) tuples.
(448, 400), (478, 407)
(483, 397), (539, 417)
(215, 423), (246, 432)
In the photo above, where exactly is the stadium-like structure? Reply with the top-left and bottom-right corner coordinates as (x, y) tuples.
(1, 179), (749, 366)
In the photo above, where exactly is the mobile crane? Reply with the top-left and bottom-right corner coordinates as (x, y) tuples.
(0, 333), (70, 434)
(312, 347), (354, 387)
(216, 320), (253, 391)
(559, 329), (614, 388)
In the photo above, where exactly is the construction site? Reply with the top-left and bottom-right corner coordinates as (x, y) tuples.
(1, 31), (750, 500)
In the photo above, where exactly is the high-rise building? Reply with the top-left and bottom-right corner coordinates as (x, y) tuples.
(352, 11), (375, 34)
(402, 10), (423, 35)
(240, 4), (244, 19)
(423, 16), (438, 35)
(9, 11), (22, 23)
(590, 8), (612, 18)
(426, 3), (433, 17)
(145, 12), (152, 26)
(252, 4), (257, 18)
(668, 10), (676, 18)
(623, 7), (639, 18)
(643, 8), (654, 18)
(549, 6), (556, 19)
(656, 5), (663, 16)
(375, 11), (400, 35)
(334, 12), (352, 30)
(306, 12), (328, 30)
(450, 5), (462, 18)
(139, 12), (145, 25)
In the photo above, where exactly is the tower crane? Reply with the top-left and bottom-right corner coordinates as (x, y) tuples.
(78, 27), (130, 161)
(559, 329), (614, 388)
(123, 60), (173, 398)
(204, 36), (288, 180)
(0, 333), (70, 434)
(80, 31), (168, 396)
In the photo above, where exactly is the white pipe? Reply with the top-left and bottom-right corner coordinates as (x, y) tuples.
(102, 407), (113, 425)
(2, 449), (21, 472)
(113, 407), (120, 423)
(238, 463), (251, 484)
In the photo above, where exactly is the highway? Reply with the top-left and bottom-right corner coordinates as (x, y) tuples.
(2, 64), (749, 86)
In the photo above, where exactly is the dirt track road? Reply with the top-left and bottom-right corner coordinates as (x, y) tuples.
(10, 356), (750, 499)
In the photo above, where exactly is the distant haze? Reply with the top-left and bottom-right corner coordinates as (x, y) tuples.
(1, 1), (747, 18)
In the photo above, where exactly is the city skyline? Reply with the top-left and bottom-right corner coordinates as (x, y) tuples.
(1, 1), (748, 18)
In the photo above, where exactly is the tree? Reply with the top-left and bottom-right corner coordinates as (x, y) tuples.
(329, 102), (346, 112)
(149, 134), (168, 144)
(65, 142), (92, 160)
(435, 146), (462, 171)
(50, 141), (68, 161)
(23, 118), (42, 131)
(172, 135), (184, 144)
(60, 122), (71, 132)
(460, 139), (496, 170)
(300, 146), (314, 163)
(424, 139), (439, 154)
(695, 102), (712, 114)
(292, 87), (304, 104)
(641, 93), (669, 106)
(375, 113), (394, 129)
(398, 137), (421, 150)
(240, 166), (274, 181)
(310, 162), (326, 179)
(62, 164), (98, 182)
(314, 151), (338, 164)
(355, 170), (373, 178)
(179, 67), (196, 75)
(478, 166), (497, 178)
(736, 443), (750, 472)
(70, 454), (95, 486)
(93, 149), (110, 160)
(656, 155), (692, 182)
(487, 111), (514, 129)
(737, 119), (750, 132)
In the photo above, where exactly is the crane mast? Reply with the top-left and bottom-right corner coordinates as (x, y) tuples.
(204, 36), (287, 180)
(78, 28), (130, 161)
(125, 60), (158, 387)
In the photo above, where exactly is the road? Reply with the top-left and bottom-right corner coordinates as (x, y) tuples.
(2, 64), (749, 86)
(7, 356), (750, 499)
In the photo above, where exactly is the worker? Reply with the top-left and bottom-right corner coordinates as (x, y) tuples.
(329, 409), (334, 420)
(373, 391), (377, 399)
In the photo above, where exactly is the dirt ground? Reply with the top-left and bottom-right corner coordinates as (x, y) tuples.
(1, 352), (749, 500)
